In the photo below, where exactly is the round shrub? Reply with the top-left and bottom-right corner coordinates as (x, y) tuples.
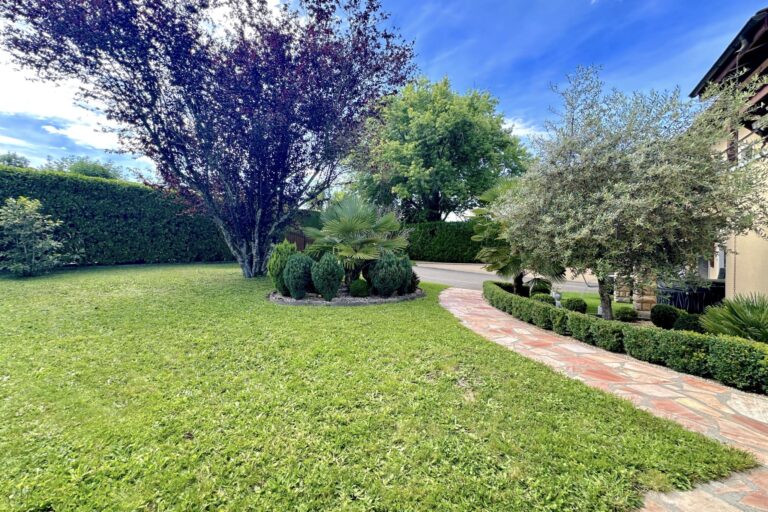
(531, 293), (555, 305)
(673, 313), (705, 333)
(650, 304), (682, 330)
(349, 278), (370, 297)
(397, 256), (414, 295)
(614, 305), (638, 323)
(311, 252), (344, 301)
(371, 251), (406, 297)
(267, 240), (297, 295)
(561, 297), (588, 313)
(282, 253), (313, 299)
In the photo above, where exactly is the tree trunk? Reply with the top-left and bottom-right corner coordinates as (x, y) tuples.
(513, 272), (525, 295)
(597, 277), (613, 320)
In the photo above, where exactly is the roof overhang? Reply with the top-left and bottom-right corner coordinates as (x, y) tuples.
(690, 8), (768, 97)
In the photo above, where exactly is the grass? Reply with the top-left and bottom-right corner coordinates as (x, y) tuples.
(0, 264), (755, 511)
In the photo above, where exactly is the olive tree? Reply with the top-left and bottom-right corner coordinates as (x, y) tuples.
(496, 67), (768, 319)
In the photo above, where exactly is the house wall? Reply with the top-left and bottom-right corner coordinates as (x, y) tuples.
(723, 128), (768, 298)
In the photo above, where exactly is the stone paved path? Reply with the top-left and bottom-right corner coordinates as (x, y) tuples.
(439, 287), (768, 511)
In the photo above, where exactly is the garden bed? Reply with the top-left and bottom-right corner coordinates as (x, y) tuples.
(268, 288), (425, 306)
(483, 281), (768, 394)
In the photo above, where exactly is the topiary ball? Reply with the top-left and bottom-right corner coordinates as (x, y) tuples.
(561, 297), (588, 313)
(283, 253), (314, 300)
(650, 304), (681, 330)
(349, 279), (370, 298)
(311, 253), (344, 301)
(531, 293), (556, 305)
(371, 251), (406, 297)
(267, 240), (297, 296)
(614, 305), (638, 322)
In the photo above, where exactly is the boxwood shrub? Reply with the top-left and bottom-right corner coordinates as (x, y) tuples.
(483, 281), (768, 394)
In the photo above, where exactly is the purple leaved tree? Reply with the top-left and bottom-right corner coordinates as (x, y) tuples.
(0, 0), (413, 277)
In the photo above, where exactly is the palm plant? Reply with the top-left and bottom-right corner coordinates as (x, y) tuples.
(701, 294), (768, 343)
(304, 195), (408, 284)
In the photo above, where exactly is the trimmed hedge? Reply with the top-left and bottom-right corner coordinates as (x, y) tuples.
(483, 281), (768, 394)
(406, 221), (481, 263)
(0, 166), (231, 265)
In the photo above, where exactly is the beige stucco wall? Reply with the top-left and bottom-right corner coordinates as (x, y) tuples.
(721, 128), (768, 298)
(725, 231), (768, 298)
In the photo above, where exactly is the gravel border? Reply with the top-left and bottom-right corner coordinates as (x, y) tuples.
(268, 288), (425, 306)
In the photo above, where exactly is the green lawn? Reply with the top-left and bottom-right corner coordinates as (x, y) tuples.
(0, 264), (754, 511)
(560, 290), (620, 316)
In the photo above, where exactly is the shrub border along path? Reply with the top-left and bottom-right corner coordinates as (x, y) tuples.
(440, 287), (768, 511)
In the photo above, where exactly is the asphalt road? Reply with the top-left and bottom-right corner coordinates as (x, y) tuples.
(413, 263), (597, 293)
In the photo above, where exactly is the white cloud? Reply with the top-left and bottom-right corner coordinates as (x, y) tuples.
(0, 134), (32, 147)
(504, 117), (546, 138)
(0, 54), (120, 151)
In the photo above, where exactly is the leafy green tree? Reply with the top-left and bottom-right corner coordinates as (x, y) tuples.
(349, 78), (529, 222)
(40, 156), (123, 179)
(0, 196), (64, 277)
(496, 67), (768, 319)
(304, 196), (408, 284)
(0, 152), (30, 168)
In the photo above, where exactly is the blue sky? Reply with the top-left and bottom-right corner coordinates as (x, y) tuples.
(0, 0), (765, 170)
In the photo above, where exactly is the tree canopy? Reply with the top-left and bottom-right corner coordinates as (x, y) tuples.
(495, 67), (768, 319)
(40, 156), (124, 179)
(0, 152), (30, 168)
(0, 0), (413, 277)
(348, 78), (529, 222)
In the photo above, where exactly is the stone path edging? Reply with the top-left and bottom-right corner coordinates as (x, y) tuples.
(439, 287), (768, 512)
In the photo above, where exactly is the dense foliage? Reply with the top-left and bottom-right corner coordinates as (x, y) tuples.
(561, 297), (588, 314)
(495, 67), (768, 320)
(651, 304), (682, 330)
(0, 167), (230, 264)
(484, 281), (768, 393)
(40, 156), (124, 179)
(396, 256), (414, 295)
(349, 278), (369, 298)
(349, 78), (529, 222)
(0, 152), (29, 168)
(701, 295), (768, 343)
(531, 293), (555, 305)
(0, 0), (413, 277)
(282, 253), (314, 300)
(305, 196), (408, 284)
(311, 253), (344, 301)
(0, 196), (65, 276)
(371, 251), (405, 297)
(267, 240), (297, 296)
(614, 305), (638, 323)
(673, 313), (704, 334)
(407, 221), (481, 263)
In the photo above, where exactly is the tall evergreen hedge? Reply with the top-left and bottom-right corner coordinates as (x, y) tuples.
(406, 221), (480, 263)
(0, 166), (232, 265)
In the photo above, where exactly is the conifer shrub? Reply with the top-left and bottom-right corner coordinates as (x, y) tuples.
(397, 256), (414, 295)
(371, 251), (405, 297)
(267, 240), (297, 295)
(311, 253), (344, 301)
(283, 253), (314, 299)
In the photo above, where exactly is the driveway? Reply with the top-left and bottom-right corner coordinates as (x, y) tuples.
(414, 261), (598, 293)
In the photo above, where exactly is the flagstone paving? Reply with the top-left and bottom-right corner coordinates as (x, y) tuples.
(439, 287), (768, 512)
